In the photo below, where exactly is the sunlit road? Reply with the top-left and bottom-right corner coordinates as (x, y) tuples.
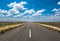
(0, 23), (60, 41)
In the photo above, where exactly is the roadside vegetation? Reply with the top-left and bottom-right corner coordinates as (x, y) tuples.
(38, 22), (60, 28)
(36, 22), (60, 33)
(0, 22), (24, 33)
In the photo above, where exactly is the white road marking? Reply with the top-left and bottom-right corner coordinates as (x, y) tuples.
(29, 29), (31, 38)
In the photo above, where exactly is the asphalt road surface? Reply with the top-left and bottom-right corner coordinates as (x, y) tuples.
(0, 23), (60, 41)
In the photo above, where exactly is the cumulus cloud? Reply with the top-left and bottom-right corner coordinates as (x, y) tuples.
(52, 8), (60, 16)
(0, 1), (46, 18)
(8, 9), (20, 14)
(19, 9), (35, 16)
(23, 9), (35, 14)
(6, 1), (27, 16)
(52, 8), (60, 11)
(43, 1), (60, 22)
(34, 8), (60, 22)
(32, 9), (45, 16)
(13, 9), (45, 18)
(36, 12), (60, 22)
(7, 1), (27, 10)
(0, 9), (7, 14)
(58, 1), (60, 5)
(0, 1), (28, 17)
(20, 9), (35, 16)
(42, 8), (60, 22)
(1, 1), (60, 22)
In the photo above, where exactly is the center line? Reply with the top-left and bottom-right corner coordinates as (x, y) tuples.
(29, 29), (31, 38)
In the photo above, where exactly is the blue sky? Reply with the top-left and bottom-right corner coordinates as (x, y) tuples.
(0, 0), (60, 22)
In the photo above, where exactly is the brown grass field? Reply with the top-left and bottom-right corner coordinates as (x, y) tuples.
(0, 22), (24, 33)
(0, 22), (24, 27)
(36, 22), (60, 32)
(37, 22), (60, 28)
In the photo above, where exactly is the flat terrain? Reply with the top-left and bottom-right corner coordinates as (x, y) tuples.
(0, 23), (60, 41)
(0, 22), (23, 27)
(37, 22), (60, 28)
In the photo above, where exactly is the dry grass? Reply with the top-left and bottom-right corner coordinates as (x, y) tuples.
(38, 22), (60, 28)
(0, 22), (24, 27)
(0, 22), (25, 33)
(36, 22), (60, 33)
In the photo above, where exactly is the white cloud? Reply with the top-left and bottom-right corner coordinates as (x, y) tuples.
(13, 14), (22, 17)
(0, 14), (4, 17)
(35, 12), (60, 22)
(52, 8), (60, 16)
(32, 9), (45, 16)
(20, 1), (27, 5)
(28, 15), (32, 18)
(7, 1), (27, 10)
(30, 8), (60, 22)
(47, 15), (60, 22)
(58, 1), (60, 5)
(5, 1), (27, 16)
(23, 16), (27, 18)
(40, 8), (60, 22)
(6, 1), (46, 17)
(13, 9), (35, 17)
(6, 14), (12, 16)
(0, 9), (7, 14)
(8, 8), (20, 14)
(52, 8), (60, 11)
(12, 9), (45, 18)
(7, 2), (16, 7)
(0, 1), (46, 18)
(1, 1), (60, 22)
(23, 9), (35, 14)
(0, 1), (27, 17)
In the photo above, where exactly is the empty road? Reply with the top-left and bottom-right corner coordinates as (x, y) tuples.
(0, 23), (60, 41)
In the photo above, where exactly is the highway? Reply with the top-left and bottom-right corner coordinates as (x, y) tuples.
(0, 23), (60, 41)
